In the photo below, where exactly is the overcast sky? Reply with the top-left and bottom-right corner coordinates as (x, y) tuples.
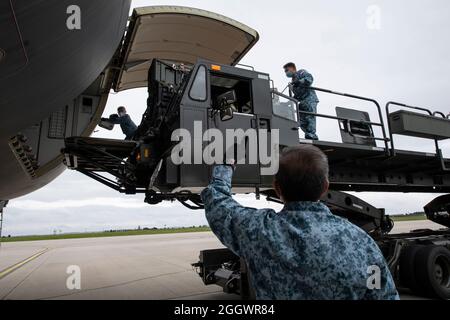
(4, 0), (450, 236)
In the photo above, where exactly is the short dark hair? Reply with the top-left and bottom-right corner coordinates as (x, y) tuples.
(117, 106), (126, 113)
(275, 145), (329, 202)
(283, 62), (296, 70)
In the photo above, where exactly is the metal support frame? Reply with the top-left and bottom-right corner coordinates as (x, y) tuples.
(424, 194), (450, 228)
(64, 140), (138, 192)
(72, 149), (205, 207)
(145, 190), (204, 210)
(386, 240), (406, 274)
(386, 101), (449, 172)
(262, 189), (392, 235)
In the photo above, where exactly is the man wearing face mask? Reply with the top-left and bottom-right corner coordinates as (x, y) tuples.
(107, 106), (138, 140)
(284, 62), (319, 140)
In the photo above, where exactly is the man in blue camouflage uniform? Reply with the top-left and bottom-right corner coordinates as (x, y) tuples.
(107, 106), (138, 140)
(201, 145), (399, 300)
(284, 62), (319, 140)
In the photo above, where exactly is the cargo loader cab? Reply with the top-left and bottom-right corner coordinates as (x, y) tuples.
(176, 60), (299, 192)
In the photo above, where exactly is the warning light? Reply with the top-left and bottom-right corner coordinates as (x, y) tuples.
(211, 64), (221, 71)
(136, 152), (141, 161)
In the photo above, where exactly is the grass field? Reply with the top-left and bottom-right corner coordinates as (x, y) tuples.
(1, 215), (428, 243)
(0, 227), (211, 243)
(390, 214), (427, 222)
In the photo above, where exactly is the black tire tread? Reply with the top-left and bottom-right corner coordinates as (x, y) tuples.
(399, 245), (424, 294)
(414, 245), (450, 300)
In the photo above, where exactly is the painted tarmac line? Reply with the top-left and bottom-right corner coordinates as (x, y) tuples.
(0, 248), (49, 280)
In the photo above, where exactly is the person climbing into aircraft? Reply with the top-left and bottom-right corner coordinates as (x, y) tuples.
(201, 145), (399, 300)
(284, 62), (319, 140)
(106, 106), (138, 140)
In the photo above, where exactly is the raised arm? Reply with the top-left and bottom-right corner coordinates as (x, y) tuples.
(108, 114), (122, 124)
(201, 165), (273, 257)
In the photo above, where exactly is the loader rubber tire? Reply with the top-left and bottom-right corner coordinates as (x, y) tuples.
(414, 245), (450, 300)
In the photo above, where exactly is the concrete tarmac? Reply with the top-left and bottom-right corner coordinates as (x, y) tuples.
(0, 220), (445, 300)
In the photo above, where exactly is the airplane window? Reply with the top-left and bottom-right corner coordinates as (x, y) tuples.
(189, 65), (207, 101)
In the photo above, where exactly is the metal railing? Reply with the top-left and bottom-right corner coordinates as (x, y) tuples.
(271, 89), (300, 122)
(386, 101), (449, 172)
(275, 86), (391, 154)
(273, 84), (450, 171)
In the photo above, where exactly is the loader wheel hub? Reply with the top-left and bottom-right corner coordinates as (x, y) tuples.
(434, 256), (450, 288)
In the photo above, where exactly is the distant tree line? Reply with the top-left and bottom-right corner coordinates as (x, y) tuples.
(103, 225), (210, 233)
(391, 211), (425, 217)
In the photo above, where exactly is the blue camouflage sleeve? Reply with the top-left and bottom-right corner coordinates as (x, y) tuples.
(294, 70), (314, 86)
(365, 264), (400, 300)
(200, 165), (271, 257)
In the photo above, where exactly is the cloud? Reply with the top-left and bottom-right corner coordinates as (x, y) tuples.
(4, 184), (284, 236)
(3, 204), (209, 236)
(10, 197), (174, 210)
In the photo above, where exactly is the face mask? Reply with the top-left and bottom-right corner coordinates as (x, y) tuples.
(285, 71), (294, 78)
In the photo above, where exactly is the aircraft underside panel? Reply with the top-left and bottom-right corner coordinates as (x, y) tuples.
(0, 0), (131, 138)
(0, 77), (110, 200)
